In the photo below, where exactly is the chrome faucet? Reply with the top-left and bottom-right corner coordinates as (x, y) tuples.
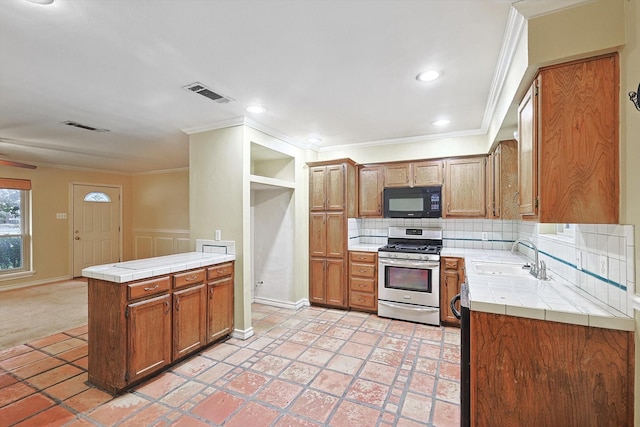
(511, 238), (547, 280)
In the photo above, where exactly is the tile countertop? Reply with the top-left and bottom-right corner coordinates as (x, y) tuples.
(82, 252), (236, 283)
(442, 248), (634, 332)
(348, 243), (381, 253)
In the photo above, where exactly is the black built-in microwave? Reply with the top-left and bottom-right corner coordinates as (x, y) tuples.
(383, 186), (442, 218)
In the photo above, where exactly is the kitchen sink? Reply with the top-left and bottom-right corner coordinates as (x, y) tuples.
(472, 261), (532, 276)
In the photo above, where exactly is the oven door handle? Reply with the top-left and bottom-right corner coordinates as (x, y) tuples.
(379, 259), (440, 268)
(378, 300), (439, 313)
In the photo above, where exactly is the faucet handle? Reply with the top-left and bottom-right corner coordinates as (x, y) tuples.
(538, 260), (548, 280)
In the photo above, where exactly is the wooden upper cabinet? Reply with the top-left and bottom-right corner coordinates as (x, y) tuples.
(517, 53), (619, 223)
(358, 165), (384, 217)
(488, 140), (518, 219)
(326, 164), (346, 210)
(384, 161), (443, 188)
(308, 160), (356, 215)
(444, 157), (486, 217)
(309, 166), (327, 211)
(413, 161), (443, 186)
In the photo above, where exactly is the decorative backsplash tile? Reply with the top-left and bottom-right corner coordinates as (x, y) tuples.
(352, 218), (636, 316)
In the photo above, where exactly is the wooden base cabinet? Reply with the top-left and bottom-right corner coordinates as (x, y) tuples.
(440, 257), (464, 326)
(206, 262), (234, 343)
(470, 311), (634, 426)
(348, 251), (377, 312)
(88, 262), (234, 395)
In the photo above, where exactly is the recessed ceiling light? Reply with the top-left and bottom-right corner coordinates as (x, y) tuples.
(432, 119), (451, 126)
(416, 70), (440, 82)
(246, 105), (266, 114)
(24, 0), (54, 4)
(307, 137), (322, 144)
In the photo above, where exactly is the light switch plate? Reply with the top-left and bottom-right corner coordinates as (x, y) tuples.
(56, 213), (67, 219)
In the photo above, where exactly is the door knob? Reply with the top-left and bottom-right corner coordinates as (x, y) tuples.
(75, 236), (81, 240)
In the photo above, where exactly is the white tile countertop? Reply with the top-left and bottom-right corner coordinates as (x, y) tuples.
(443, 248), (634, 331)
(82, 252), (235, 283)
(348, 243), (381, 252)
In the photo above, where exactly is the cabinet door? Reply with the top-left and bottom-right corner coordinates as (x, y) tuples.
(309, 166), (326, 211)
(309, 212), (327, 257)
(440, 257), (463, 326)
(517, 80), (538, 218)
(413, 161), (443, 186)
(444, 157), (486, 217)
(325, 258), (346, 307)
(325, 212), (344, 258)
(173, 284), (206, 360)
(309, 258), (326, 304)
(358, 166), (383, 217)
(384, 163), (411, 187)
(127, 294), (172, 383)
(326, 164), (345, 210)
(498, 140), (518, 219)
(207, 277), (234, 343)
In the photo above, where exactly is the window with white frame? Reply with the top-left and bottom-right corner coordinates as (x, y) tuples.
(0, 178), (31, 278)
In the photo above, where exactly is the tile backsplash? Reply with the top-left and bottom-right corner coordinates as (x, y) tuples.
(350, 218), (636, 316)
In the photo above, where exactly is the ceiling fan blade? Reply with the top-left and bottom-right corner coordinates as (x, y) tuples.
(0, 159), (37, 169)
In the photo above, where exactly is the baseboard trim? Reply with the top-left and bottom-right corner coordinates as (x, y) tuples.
(232, 327), (254, 340)
(0, 275), (73, 292)
(253, 296), (310, 311)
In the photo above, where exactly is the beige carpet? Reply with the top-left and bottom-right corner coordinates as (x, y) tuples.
(0, 279), (88, 350)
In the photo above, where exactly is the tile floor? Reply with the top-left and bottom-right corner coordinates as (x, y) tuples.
(0, 304), (461, 426)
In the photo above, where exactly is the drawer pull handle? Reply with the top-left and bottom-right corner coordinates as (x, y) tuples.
(359, 270), (367, 273)
(185, 274), (199, 282)
(164, 300), (170, 314)
(143, 284), (159, 291)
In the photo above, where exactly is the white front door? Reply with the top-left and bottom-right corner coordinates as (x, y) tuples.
(72, 184), (121, 277)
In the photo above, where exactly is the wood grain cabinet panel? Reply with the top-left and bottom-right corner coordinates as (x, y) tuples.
(440, 257), (463, 326)
(206, 274), (234, 344)
(487, 140), (518, 219)
(517, 53), (619, 223)
(443, 157), (486, 217)
(384, 163), (411, 187)
(173, 284), (206, 360)
(470, 311), (633, 426)
(348, 251), (377, 312)
(358, 165), (384, 217)
(412, 160), (443, 186)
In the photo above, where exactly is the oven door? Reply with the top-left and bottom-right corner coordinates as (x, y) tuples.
(378, 257), (440, 308)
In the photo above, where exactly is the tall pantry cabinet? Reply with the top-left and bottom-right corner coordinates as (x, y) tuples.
(308, 159), (357, 308)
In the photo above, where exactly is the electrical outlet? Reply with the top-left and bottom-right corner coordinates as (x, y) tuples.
(576, 251), (583, 271)
(56, 213), (67, 219)
(598, 255), (608, 278)
(481, 232), (489, 241)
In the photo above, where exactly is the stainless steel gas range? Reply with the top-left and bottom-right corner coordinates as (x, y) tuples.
(377, 227), (443, 325)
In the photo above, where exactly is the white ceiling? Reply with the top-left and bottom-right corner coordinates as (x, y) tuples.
(0, 0), (585, 173)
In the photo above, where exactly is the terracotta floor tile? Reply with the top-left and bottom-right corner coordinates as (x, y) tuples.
(370, 348), (405, 367)
(45, 372), (89, 401)
(86, 393), (150, 425)
(317, 311), (345, 322)
(194, 361), (234, 383)
(223, 347), (256, 365)
(301, 322), (331, 335)
(13, 404), (76, 427)
(327, 354), (363, 375)
(263, 326), (289, 339)
(396, 417), (430, 427)
(325, 326), (354, 340)
(0, 350), (48, 371)
(329, 400), (382, 427)
(173, 355), (216, 377)
(255, 379), (303, 408)
(27, 333), (69, 349)
(225, 401), (280, 427)
(273, 414), (322, 427)
(64, 325), (89, 337)
(346, 379), (389, 406)
(27, 363), (83, 389)
(339, 342), (373, 359)
(439, 361), (461, 381)
(0, 382), (37, 407)
(288, 331), (320, 346)
(200, 342), (240, 361)
(408, 371), (436, 396)
(279, 362), (321, 385)
(379, 336), (409, 352)
(271, 341), (307, 359)
(12, 357), (65, 380)
(246, 336), (275, 351)
(432, 399), (461, 427)
(159, 381), (205, 407)
(41, 338), (86, 356)
(297, 347), (333, 367)
(388, 321), (417, 336)
(309, 370), (352, 396)
(350, 331), (381, 346)
(251, 354), (291, 376)
(118, 402), (171, 427)
(0, 371), (17, 389)
(0, 393), (54, 426)
(225, 371), (268, 396)
(359, 361), (398, 385)
(56, 344), (88, 362)
(435, 378), (460, 403)
(63, 387), (113, 413)
(415, 357), (438, 375)
(312, 336), (345, 351)
(0, 345), (31, 362)
(191, 390), (245, 424)
(71, 356), (88, 370)
(414, 326), (443, 342)
(170, 414), (213, 427)
(134, 372), (187, 400)
(419, 342), (442, 359)
(401, 391), (433, 423)
(260, 314), (290, 325)
(442, 344), (461, 363)
(290, 389), (338, 423)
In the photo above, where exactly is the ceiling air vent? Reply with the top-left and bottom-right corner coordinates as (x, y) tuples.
(183, 82), (234, 104)
(62, 121), (110, 132)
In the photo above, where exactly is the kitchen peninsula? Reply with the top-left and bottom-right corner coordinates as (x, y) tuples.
(83, 250), (235, 394)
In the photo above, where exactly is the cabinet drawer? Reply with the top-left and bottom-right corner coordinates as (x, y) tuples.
(350, 291), (376, 310)
(350, 251), (376, 263)
(443, 258), (461, 270)
(127, 276), (170, 300)
(207, 262), (233, 281)
(350, 277), (375, 293)
(173, 269), (206, 288)
(350, 263), (375, 278)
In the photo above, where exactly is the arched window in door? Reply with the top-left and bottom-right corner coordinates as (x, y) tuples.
(84, 192), (111, 203)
